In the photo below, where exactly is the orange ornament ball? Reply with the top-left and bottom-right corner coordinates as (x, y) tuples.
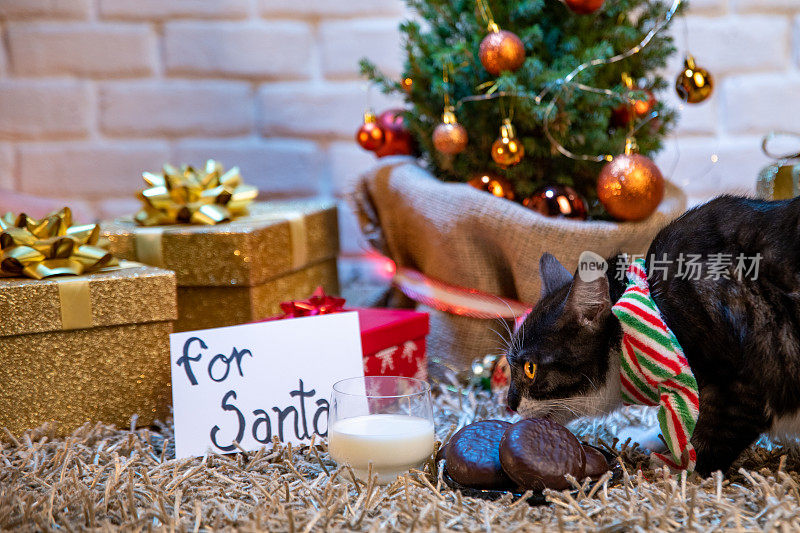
(564, 0), (605, 14)
(433, 122), (469, 155)
(374, 109), (415, 157)
(356, 121), (385, 151)
(479, 29), (525, 76)
(491, 120), (525, 168)
(597, 153), (665, 221)
(491, 136), (524, 167)
(468, 173), (516, 200)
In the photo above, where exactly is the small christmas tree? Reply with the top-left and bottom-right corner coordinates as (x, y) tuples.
(361, 0), (683, 218)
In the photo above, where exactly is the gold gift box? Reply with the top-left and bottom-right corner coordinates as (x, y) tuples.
(0, 264), (177, 436)
(102, 200), (340, 331)
(176, 258), (339, 331)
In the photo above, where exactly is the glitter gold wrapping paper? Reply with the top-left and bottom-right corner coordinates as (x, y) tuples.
(101, 200), (339, 287)
(0, 265), (177, 436)
(101, 200), (340, 331)
(175, 258), (339, 332)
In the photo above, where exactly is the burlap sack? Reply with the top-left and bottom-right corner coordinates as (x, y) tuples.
(352, 156), (687, 380)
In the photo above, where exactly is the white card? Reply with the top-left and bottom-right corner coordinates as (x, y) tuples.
(169, 312), (364, 459)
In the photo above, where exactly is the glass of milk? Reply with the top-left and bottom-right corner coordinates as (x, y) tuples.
(328, 376), (434, 484)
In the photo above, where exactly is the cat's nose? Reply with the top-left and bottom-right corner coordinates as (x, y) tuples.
(506, 387), (520, 411)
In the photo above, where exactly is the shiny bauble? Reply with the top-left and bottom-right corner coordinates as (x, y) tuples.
(479, 28), (525, 76)
(491, 119), (525, 167)
(374, 109), (415, 157)
(598, 153), (665, 221)
(611, 90), (656, 127)
(355, 111), (385, 151)
(564, 0), (605, 14)
(467, 173), (515, 200)
(523, 185), (588, 220)
(490, 354), (511, 395)
(432, 122), (468, 155)
(675, 55), (713, 104)
(432, 108), (468, 155)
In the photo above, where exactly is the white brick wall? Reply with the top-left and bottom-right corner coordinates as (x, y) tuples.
(0, 0), (797, 259)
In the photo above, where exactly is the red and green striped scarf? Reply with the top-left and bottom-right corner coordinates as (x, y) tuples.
(611, 258), (699, 471)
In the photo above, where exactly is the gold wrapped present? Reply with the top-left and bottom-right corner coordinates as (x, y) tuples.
(102, 199), (340, 331)
(175, 258), (339, 331)
(0, 208), (177, 436)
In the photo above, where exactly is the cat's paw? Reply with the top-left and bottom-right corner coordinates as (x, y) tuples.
(616, 425), (667, 453)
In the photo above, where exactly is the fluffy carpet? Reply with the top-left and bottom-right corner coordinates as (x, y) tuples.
(2, 385), (800, 532)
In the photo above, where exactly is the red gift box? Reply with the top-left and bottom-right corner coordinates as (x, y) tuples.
(358, 308), (429, 380)
(257, 288), (430, 381)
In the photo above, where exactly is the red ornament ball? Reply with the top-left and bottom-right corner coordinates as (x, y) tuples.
(597, 153), (665, 221)
(564, 0), (605, 14)
(611, 90), (656, 128)
(491, 354), (511, 395)
(523, 185), (588, 220)
(479, 29), (526, 76)
(356, 121), (385, 151)
(374, 109), (415, 157)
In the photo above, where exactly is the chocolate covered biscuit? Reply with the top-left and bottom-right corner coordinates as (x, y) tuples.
(499, 418), (586, 490)
(445, 420), (514, 489)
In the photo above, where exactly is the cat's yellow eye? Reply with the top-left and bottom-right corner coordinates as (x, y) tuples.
(524, 361), (537, 380)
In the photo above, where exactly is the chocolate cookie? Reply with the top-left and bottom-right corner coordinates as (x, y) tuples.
(582, 445), (609, 479)
(499, 418), (586, 490)
(444, 420), (514, 489)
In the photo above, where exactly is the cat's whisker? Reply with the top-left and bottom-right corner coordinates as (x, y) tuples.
(494, 315), (515, 348)
(491, 316), (512, 338)
(487, 326), (513, 355)
(487, 298), (522, 356)
(487, 326), (508, 346)
(490, 296), (520, 327)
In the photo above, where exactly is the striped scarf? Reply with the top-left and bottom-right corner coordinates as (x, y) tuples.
(611, 258), (699, 471)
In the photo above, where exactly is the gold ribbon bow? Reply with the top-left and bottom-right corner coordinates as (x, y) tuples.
(135, 160), (258, 226)
(0, 207), (118, 280)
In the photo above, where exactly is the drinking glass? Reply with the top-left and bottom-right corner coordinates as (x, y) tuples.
(328, 376), (434, 484)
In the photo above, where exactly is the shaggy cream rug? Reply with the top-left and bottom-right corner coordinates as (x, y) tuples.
(1, 385), (798, 531)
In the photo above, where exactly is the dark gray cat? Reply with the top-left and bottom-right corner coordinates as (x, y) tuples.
(505, 195), (800, 475)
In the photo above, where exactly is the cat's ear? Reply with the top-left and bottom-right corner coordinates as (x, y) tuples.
(539, 253), (573, 299)
(565, 272), (611, 328)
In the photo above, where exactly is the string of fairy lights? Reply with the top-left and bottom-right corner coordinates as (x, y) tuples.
(357, 0), (716, 221)
(445, 0), (707, 163)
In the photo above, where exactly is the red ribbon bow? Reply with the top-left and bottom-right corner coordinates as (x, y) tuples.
(278, 286), (346, 318)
